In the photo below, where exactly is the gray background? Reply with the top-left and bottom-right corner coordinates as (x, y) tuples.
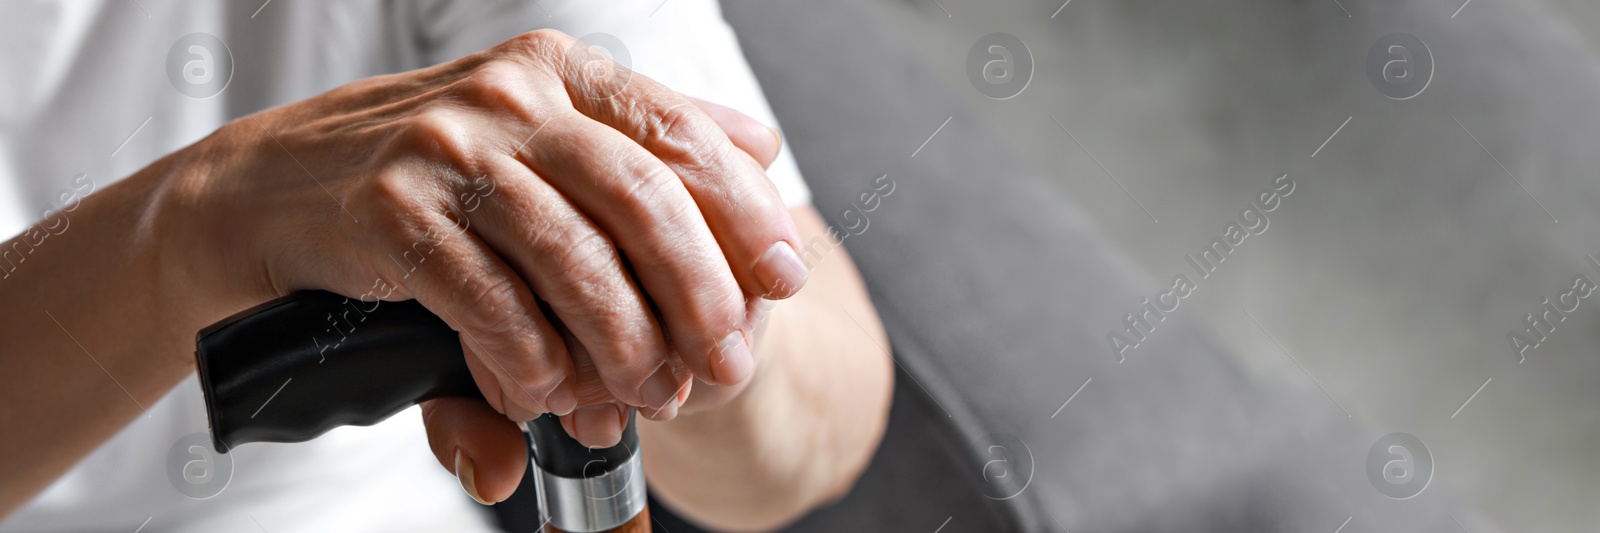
(730, 0), (1600, 531)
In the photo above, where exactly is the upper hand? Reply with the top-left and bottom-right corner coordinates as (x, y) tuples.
(172, 29), (805, 450)
(415, 96), (795, 505)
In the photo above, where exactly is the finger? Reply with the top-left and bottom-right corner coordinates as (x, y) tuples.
(558, 315), (693, 423)
(514, 111), (747, 392)
(378, 189), (577, 418)
(421, 397), (527, 505)
(461, 341), (505, 415)
(469, 151), (679, 409)
(689, 96), (781, 170)
(555, 318), (629, 446)
(552, 321), (692, 446)
(415, 61), (663, 411)
(672, 298), (769, 416)
(556, 33), (809, 305)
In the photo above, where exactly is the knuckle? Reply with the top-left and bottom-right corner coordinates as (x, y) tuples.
(458, 274), (534, 343)
(546, 229), (619, 294)
(466, 304), (563, 393)
(706, 285), (746, 325)
(367, 174), (420, 213)
(512, 367), (564, 398)
(687, 284), (745, 337)
(596, 311), (656, 370)
(399, 107), (473, 162)
(453, 60), (559, 124)
(455, 61), (523, 106)
(501, 29), (568, 59)
(537, 230), (661, 371)
(667, 301), (721, 348)
(644, 102), (724, 162)
(617, 164), (691, 227)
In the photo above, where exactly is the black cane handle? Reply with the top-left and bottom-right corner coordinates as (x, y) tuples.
(194, 290), (636, 478)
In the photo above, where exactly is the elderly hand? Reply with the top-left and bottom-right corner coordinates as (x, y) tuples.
(161, 29), (808, 500)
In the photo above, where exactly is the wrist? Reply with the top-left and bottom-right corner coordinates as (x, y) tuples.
(142, 127), (271, 326)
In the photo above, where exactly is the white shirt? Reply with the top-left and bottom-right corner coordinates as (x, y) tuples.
(0, 1), (808, 532)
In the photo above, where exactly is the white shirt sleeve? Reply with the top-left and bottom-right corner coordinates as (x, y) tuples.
(414, 0), (812, 208)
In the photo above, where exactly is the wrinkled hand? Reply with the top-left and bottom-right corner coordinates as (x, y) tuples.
(170, 29), (809, 501)
(419, 98), (792, 504)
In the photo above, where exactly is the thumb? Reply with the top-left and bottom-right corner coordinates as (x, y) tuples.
(421, 397), (527, 505)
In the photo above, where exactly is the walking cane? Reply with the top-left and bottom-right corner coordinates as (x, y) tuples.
(194, 290), (650, 533)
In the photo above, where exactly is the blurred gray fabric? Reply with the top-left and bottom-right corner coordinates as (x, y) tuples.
(714, 0), (1600, 531)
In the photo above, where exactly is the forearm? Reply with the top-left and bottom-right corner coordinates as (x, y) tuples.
(0, 152), (238, 517)
(638, 206), (893, 531)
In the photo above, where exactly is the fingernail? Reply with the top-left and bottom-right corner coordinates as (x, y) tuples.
(573, 404), (625, 447)
(648, 378), (692, 421)
(543, 377), (577, 416)
(754, 242), (808, 299)
(769, 127), (784, 157)
(637, 365), (681, 411)
(505, 401), (538, 423)
(455, 449), (492, 505)
(711, 330), (754, 385)
(645, 398), (679, 421)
